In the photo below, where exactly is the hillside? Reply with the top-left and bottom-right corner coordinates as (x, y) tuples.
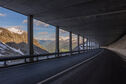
(0, 27), (48, 56)
(0, 42), (23, 56)
(39, 39), (80, 52)
(0, 27), (45, 49)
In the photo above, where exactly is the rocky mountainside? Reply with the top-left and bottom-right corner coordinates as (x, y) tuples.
(0, 42), (23, 56)
(0, 27), (48, 56)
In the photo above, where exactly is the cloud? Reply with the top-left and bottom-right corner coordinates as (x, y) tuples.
(7, 26), (23, 29)
(72, 34), (77, 37)
(59, 36), (69, 40)
(34, 19), (49, 27)
(38, 32), (48, 35)
(60, 29), (67, 34)
(23, 19), (49, 27)
(0, 13), (6, 17)
(35, 33), (55, 40)
(23, 20), (27, 23)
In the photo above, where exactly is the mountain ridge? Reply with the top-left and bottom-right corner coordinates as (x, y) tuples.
(0, 27), (48, 56)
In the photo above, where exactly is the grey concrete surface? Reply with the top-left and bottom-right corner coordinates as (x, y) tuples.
(0, 0), (126, 45)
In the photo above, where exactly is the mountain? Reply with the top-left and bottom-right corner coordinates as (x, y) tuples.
(7, 27), (24, 34)
(38, 40), (55, 53)
(0, 27), (48, 56)
(0, 41), (24, 56)
(38, 40), (53, 46)
(39, 39), (70, 52)
(38, 39), (81, 52)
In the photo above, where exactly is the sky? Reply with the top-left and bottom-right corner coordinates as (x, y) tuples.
(0, 7), (57, 40)
(0, 6), (83, 41)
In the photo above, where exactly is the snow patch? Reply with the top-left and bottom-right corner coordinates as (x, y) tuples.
(4, 43), (24, 55)
(0, 54), (3, 56)
(0, 42), (24, 55)
(0, 43), (7, 49)
(7, 27), (24, 34)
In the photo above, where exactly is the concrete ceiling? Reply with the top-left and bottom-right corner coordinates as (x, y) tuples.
(0, 0), (126, 46)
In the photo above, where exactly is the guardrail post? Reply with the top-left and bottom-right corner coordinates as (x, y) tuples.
(28, 15), (34, 62)
(77, 34), (80, 53)
(56, 26), (59, 57)
(24, 58), (27, 63)
(69, 32), (72, 56)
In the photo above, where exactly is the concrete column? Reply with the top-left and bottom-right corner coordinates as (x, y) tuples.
(98, 43), (100, 48)
(86, 38), (88, 50)
(56, 26), (59, 57)
(89, 40), (91, 50)
(91, 41), (92, 49)
(92, 41), (93, 49)
(95, 42), (96, 49)
(77, 34), (80, 53)
(69, 32), (72, 55)
(83, 36), (84, 50)
(28, 15), (34, 62)
(89, 40), (91, 49)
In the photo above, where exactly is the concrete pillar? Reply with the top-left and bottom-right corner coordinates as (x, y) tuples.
(83, 36), (84, 50)
(87, 38), (89, 50)
(91, 41), (93, 49)
(98, 43), (100, 48)
(77, 34), (80, 53)
(56, 26), (59, 57)
(89, 40), (91, 50)
(91, 41), (92, 49)
(90, 40), (92, 49)
(28, 15), (34, 62)
(69, 32), (72, 55)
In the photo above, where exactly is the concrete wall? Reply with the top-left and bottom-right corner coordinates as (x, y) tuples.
(105, 35), (126, 61)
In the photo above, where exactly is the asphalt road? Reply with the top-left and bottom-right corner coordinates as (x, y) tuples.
(0, 49), (101, 84)
(50, 49), (125, 84)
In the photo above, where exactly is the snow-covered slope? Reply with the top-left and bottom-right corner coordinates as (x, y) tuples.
(7, 27), (24, 34)
(0, 27), (48, 56)
(0, 42), (24, 56)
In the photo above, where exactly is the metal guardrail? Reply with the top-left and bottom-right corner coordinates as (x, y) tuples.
(0, 50), (86, 67)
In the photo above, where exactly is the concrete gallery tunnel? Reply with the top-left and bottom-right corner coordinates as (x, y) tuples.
(0, 0), (126, 84)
